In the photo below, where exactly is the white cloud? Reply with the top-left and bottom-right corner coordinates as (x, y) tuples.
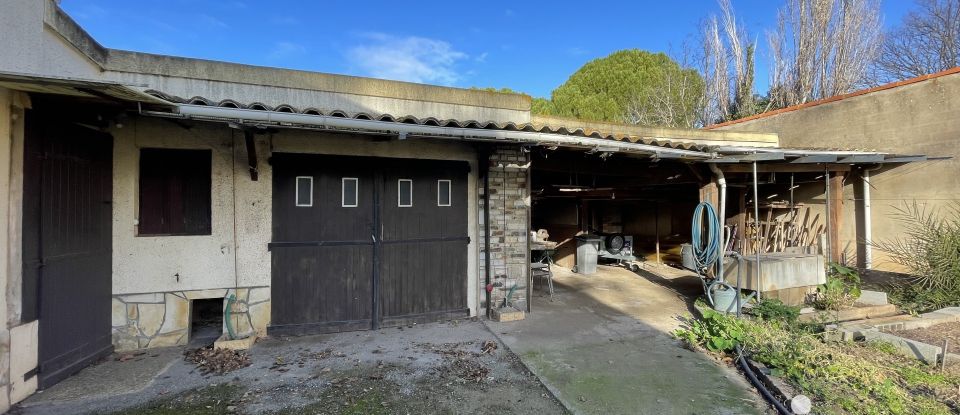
(268, 41), (306, 60)
(347, 33), (467, 85)
(474, 52), (489, 63)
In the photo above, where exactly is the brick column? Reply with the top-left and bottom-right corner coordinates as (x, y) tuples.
(478, 146), (530, 312)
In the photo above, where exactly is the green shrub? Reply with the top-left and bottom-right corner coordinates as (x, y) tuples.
(674, 309), (745, 353)
(751, 299), (800, 323)
(813, 263), (862, 311)
(875, 202), (960, 291)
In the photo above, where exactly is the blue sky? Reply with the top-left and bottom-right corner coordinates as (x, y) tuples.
(61, 0), (914, 98)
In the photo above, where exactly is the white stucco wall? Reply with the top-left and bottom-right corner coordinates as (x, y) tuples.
(111, 117), (480, 316)
(111, 119), (253, 294)
(0, 0), (103, 80)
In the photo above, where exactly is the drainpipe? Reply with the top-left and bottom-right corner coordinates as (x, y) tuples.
(862, 166), (881, 269)
(708, 164), (727, 281)
(752, 160), (762, 301)
(480, 147), (493, 318)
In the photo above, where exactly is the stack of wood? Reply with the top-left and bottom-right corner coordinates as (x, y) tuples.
(736, 206), (824, 255)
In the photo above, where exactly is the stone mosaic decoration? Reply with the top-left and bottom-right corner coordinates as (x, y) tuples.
(111, 286), (270, 351)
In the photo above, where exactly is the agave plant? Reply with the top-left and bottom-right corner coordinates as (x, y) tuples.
(874, 201), (960, 290)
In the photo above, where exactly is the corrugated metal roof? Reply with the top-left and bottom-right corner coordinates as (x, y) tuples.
(143, 90), (765, 152)
(142, 90), (932, 164)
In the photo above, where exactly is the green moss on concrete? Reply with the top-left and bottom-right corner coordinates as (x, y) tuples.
(520, 339), (763, 415)
(107, 383), (244, 415)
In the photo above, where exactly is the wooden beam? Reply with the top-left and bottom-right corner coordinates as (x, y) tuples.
(828, 172), (845, 263)
(720, 163), (851, 173)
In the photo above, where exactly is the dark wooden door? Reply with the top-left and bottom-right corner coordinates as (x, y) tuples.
(378, 160), (469, 326)
(270, 154), (469, 335)
(270, 154), (376, 334)
(23, 113), (113, 389)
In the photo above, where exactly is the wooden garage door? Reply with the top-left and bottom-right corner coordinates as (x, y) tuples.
(270, 154), (469, 335)
(22, 112), (114, 389)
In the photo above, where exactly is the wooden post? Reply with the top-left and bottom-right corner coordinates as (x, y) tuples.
(828, 172), (845, 263)
(699, 181), (719, 209)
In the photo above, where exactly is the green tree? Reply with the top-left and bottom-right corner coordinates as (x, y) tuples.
(545, 49), (704, 125)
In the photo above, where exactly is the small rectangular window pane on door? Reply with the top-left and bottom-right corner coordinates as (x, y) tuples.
(295, 176), (313, 207)
(398, 179), (413, 207)
(437, 180), (451, 206)
(342, 177), (358, 207)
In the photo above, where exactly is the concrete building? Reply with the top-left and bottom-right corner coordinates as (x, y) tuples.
(0, 0), (933, 410)
(711, 68), (960, 272)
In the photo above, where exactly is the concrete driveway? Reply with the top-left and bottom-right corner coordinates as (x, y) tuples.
(14, 320), (564, 415)
(487, 264), (768, 415)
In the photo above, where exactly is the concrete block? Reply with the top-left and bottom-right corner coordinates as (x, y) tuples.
(492, 306), (525, 322)
(214, 334), (256, 351)
(864, 331), (941, 364)
(799, 304), (899, 323)
(920, 311), (960, 323)
(935, 307), (960, 317)
(855, 290), (888, 306)
(9, 321), (38, 404)
(723, 252), (825, 292)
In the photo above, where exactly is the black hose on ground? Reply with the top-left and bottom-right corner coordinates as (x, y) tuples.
(735, 345), (793, 415)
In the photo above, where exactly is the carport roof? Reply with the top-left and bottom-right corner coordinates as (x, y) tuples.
(138, 91), (929, 165)
(0, 71), (931, 165)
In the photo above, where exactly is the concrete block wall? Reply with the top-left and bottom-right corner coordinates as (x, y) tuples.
(479, 146), (531, 312)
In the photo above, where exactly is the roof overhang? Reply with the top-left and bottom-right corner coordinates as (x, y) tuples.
(143, 104), (715, 160)
(0, 71), (175, 107)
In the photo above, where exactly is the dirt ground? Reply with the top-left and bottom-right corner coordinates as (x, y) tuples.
(13, 320), (566, 415)
(895, 321), (960, 350)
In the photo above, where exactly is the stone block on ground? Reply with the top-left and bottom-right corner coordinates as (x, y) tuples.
(864, 331), (941, 365)
(214, 334), (256, 351)
(798, 304), (899, 323)
(855, 290), (888, 306)
(492, 306), (525, 322)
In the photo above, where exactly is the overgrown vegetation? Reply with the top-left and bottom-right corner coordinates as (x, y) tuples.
(675, 307), (960, 414)
(876, 202), (960, 313)
(675, 307), (746, 352)
(813, 263), (862, 311)
(750, 298), (800, 323)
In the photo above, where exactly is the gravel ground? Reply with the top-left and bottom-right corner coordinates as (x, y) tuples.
(13, 320), (567, 415)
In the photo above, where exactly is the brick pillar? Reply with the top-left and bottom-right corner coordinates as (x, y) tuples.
(479, 146), (530, 312)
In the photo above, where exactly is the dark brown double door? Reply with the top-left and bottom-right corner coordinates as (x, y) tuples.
(270, 154), (469, 335)
(23, 109), (113, 389)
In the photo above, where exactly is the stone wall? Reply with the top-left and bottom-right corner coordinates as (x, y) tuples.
(111, 286), (270, 351)
(479, 146), (531, 311)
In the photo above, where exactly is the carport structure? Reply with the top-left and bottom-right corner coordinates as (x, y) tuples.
(0, 1), (940, 406)
(140, 103), (931, 313)
(528, 130), (930, 300)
